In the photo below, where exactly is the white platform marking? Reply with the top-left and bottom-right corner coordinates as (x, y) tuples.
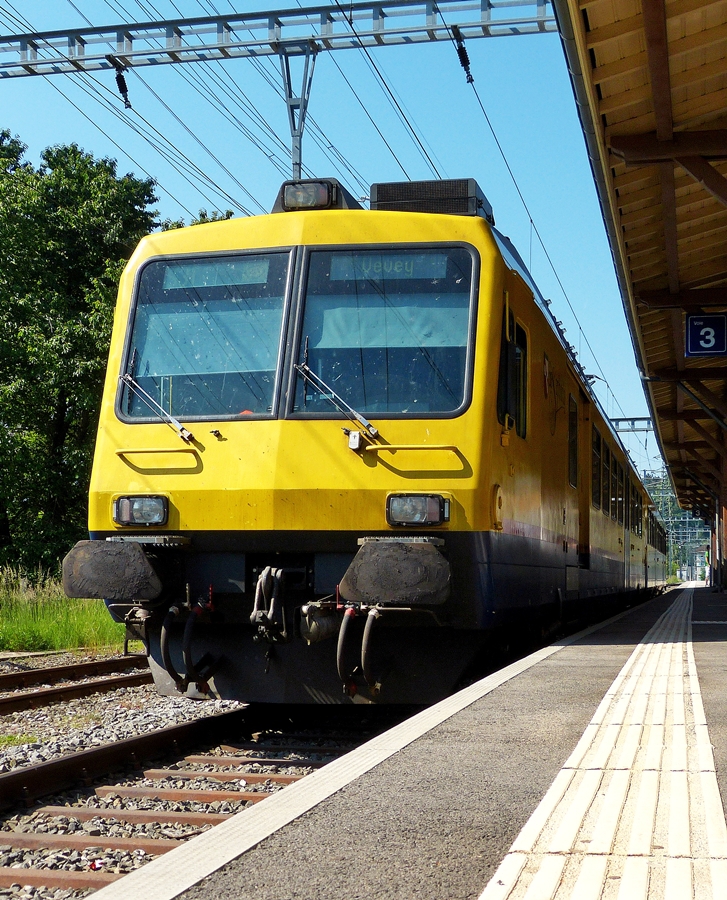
(478, 588), (727, 900)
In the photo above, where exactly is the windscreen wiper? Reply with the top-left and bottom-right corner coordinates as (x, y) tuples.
(120, 373), (195, 444)
(294, 338), (378, 439)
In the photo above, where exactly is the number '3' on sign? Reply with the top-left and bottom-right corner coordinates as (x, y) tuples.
(686, 315), (727, 357)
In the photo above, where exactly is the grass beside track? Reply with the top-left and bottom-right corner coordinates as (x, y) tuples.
(0, 567), (124, 652)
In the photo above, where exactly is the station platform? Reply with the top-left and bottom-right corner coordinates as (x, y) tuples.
(93, 583), (727, 900)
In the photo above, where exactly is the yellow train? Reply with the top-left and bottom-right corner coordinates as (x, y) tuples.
(63, 177), (667, 704)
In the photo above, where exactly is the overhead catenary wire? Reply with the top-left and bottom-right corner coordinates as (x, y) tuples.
(126, 70), (266, 214)
(0, 2), (27, 32)
(102, 0), (370, 197)
(330, 0), (442, 180)
(42, 76), (197, 218)
(73, 71), (244, 212)
(219, 12), (371, 194)
(102, 0), (296, 181)
(6, 0), (256, 214)
(66, 0), (265, 214)
(105, 0), (372, 195)
(124, 0), (371, 195)
(0, 3), (200, 214)
(104, 0), (372, 196)
(437, 8), (650, 458)
(327, 53), (410, 182)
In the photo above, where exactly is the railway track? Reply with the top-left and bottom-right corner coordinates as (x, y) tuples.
(0, 656), (152, 716)
(0, 703), (401, 896)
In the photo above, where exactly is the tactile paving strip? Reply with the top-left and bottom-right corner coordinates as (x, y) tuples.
(479, 589), (727, 900)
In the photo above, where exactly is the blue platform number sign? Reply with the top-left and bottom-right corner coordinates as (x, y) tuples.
(686, 315), (727, 357)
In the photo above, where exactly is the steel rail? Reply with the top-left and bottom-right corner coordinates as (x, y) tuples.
(0, 671), (153, 715)
(0, 707), (248, 813)
(0, 708), (384, 893)
(0, 654), (148, 692)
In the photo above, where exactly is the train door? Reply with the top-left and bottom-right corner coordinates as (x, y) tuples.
(565, 387), (580, 602)
(577, 390), (591, 570)
(617, 461), (627, 589)
(625, 478), (633, 590)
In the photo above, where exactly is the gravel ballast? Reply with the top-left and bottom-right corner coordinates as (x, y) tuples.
(0, 683), (242, 773)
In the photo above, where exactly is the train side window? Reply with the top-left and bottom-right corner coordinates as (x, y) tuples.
(497, 308), (527, 438)
(626, 480), (631, 532)
(592, 426), (601, 508)
(629, 480), (636, 532)
(514, 324), (527, 438)
(617, 463), (624, 525)
(624, 480), (629, 531)
(568, 394), (578, 488)
(496, 309), (512, 427)
(602, 444), (610, 516)
(611, 454), (618, 520)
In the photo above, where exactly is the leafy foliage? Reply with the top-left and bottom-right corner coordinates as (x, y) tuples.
(0, 133), (157, 569)
(160, 207), (234, 230)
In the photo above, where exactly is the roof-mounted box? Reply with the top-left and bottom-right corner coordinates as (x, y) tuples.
(370, 178), (494, 224)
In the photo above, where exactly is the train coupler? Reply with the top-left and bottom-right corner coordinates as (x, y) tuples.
(250, 566), (290, 644)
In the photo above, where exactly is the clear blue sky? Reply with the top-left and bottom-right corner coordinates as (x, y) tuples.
(3, 0), (663, 473)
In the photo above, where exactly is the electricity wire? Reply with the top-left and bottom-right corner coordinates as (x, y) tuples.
(0, 2), (198, 215)
(62, 0), (262, 214)
(65, 1), (262, 212)
(103, 0), (294, 180)
(327, 53), (410, 181)
(42, 76), (197, 218)
(4, 0), (251, 213)
(103, 0), (369, 195)
(332, 0), (441, 179)
(117, 0), (370, 194)
(127, 70), (266, 214)
(437, 7), (648, 455)
(74, 73), (243, 211)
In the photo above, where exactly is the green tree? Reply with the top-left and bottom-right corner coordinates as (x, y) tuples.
(0, 133), (157, 570)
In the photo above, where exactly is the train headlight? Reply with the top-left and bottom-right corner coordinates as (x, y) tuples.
(386, 494), (449, 527)
(113, 496), (168, 526)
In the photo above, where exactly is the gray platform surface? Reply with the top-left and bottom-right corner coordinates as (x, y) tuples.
(93, 585), (726, 900)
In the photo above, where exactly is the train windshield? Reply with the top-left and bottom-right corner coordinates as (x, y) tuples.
(293, 246), (474, 416)
(122, 252), (290, 419)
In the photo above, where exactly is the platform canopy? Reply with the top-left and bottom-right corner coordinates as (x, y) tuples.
(553, 0), (727, 523)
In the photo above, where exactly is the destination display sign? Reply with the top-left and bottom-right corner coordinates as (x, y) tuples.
(685, 314), (727, 357)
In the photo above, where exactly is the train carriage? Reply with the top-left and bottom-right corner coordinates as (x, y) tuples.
(63, 177), (667, 705)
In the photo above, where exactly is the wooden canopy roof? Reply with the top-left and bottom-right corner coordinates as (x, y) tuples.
(553, 0), (727, 520)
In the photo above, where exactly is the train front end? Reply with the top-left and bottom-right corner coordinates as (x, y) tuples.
(63, 178), (503, 705)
